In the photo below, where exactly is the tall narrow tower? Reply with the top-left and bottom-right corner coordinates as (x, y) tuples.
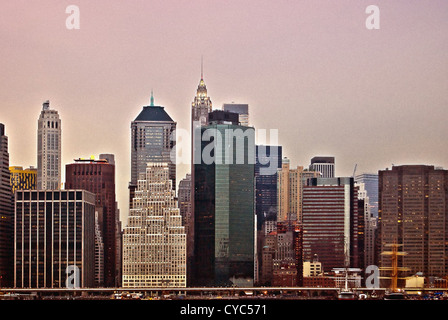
(0, 123), (13, 287)
(189, 66), (213, 284)
(37, 100), (61, 190)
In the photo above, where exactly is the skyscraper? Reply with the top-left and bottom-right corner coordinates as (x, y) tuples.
(378, 165), (448, 278)
(355, 173), (378, 269)
(222, 103), (249, 127)
(189, 70), (213, 284)
(122, 162), (186, 288)
(0, 123), (13, 287)
(277, 158), (320, 222)
(178, 174), (193, 282)
(37, 100), (61, 190)
(255, 145), (282, 230)
(302, 177), (359, 271)
(130, 94), (176, 210)
(65, 156), (117, 287)
(193, 112), (255, 287)
(355, 173), (379, 218)
(309, 156), (335, 178)
(14, 190), (96, 288)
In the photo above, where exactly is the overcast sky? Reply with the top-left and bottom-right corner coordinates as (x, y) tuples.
(1, 1), (447, 223)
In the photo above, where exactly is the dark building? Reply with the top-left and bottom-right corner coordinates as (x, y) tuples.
(378, 165), (448, 278)
(302, 177), (359, 272)
(222, 103), (249, 127)
(0, 124), (13, 287)
(255, 145), (282, 230)
(130, 94), (176, 212)
(208, 110), (239, 125)
(65, 157), (117, 287)
(193, 119), (255, 287)
(189, 74), (213, 286)
(272, 220), (303, 287)
(14, 190), (96, 288)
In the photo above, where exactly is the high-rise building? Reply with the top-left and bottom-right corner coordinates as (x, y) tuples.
(378, 165), (448, 278)
(65, 156), (116, 287)
(122, 162), (186, 288)
(193, 113), (255, 287)
(355, 174), (378, 269)
(130, 94), (177, 210)
(277, 158), (320, 222)
(37, 100), (61, 190)
(94, 210), (104, 287)
(10, 166), (37, 194)
(255, 145), (282, 230)
(355, 173), (379, 218)
(222, 103), (249, 127)
(14, 190), (96, 288)
(178, 174), (193, 282)
(189, 71), (213, 284)
(0, 124), (13, 287)
(302, 177), (360, 272)
(309, 156), (335, 178)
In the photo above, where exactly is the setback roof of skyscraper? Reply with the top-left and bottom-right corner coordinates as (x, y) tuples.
(134, 105), (174, 122)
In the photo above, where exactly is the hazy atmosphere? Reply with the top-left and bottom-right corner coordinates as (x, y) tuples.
(2, 0), (447, 222)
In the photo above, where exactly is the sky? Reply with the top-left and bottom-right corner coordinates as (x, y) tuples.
(1, 1), (447, 223)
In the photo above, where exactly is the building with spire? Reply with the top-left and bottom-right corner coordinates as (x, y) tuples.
(129, 93), (176, 209)
(189, 65), (213, 284)
(37, 100), (61, 190)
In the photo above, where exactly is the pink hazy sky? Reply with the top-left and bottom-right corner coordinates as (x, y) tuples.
(1, 1), (448, 222)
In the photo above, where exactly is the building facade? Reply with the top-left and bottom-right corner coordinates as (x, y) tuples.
(14, 190), (96, 288)
(302, 177), (360, 272)
(130, 95), (177, 211)
(193, 115), (255, 287)
(255, 145), (282, 230)
(355, 175), (378, 269)
(122, 162), (186, 288)
(65, 157), (116, 287)
(37, 101), (61, 190)
(178, 174), (193, 283)
(222, 103), (249, 127)
(0, 124), (13, 287)
(378, 165), (448, 278)
(355, 173), (379, 218)
(309, 156), (335, 178)
(277, 158), (320, 222)
(10, 166), (37, 194)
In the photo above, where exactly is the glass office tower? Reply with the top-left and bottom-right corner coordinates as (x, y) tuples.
(193, 113), (255, 287)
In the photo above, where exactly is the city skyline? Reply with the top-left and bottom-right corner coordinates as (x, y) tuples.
(2, 1), (447, 223)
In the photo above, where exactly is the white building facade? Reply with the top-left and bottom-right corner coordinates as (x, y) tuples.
(122, 162), (186, 288)
(37, 100), (61, 190)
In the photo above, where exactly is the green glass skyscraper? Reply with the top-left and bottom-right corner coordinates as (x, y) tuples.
(193, 111), (255, 287)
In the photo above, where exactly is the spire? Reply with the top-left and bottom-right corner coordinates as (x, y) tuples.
(150, 90), (154, 106)
(198, 56), (206, 89)
(201, 55), (203, 80)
